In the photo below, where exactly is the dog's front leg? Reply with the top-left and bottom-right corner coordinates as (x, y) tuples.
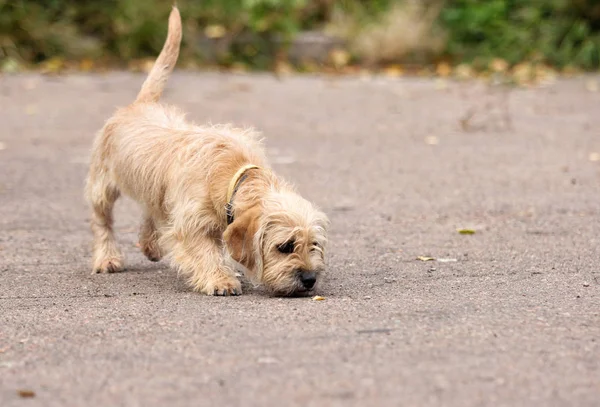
(170, 232), (242, 296)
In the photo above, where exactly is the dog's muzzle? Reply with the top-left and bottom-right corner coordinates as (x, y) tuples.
(298, 271), (317, 290)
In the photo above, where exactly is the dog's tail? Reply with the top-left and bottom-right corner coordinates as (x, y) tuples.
(134, 5), (182, 104)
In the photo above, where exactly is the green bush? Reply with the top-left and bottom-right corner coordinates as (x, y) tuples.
(1, 0), (600, 71)
(440, 0), (600, 69)
(0, 0), (322, 66)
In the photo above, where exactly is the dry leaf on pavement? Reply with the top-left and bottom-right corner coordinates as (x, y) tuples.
(204, 24), (226, 39)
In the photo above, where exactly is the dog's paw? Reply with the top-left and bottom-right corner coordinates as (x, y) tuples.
(140, 241), (162, 262)
(205, 277), (242, 296)
(92, 257), (123, 274)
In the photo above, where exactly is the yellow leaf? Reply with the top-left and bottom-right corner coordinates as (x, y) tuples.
(416, 256), (436, 262)
(329, 48), (350, 69)
(454, 63), (473, 80)
(230, 62), (248, 74)
(457, 229), (476, 235)
(141, 59), (154, 73)
(489, 58), (508, 73)
(205, 24), (226, 39)
(511, 63), (533, 85)
(312, 295), (326, 301)
(42, 57), (65, 73)
(80, 58), (94, 72)
(436, 62), (451, 77)
(585, 80), (598, 93)
(383, 64), (403, 77)
(274, 60), (293, 77)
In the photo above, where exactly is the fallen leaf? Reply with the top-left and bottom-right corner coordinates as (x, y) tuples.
(425, 136), (439, 145)
(457, 229), (476, 235)
(383, 64), (403, 77)
(561, 65), (581, 77)
(41, 57), (64, 74)
(589, 152), (600, 162)
(229, 62), (248, 74)
(204, 24), (226, 39)
(274, 60), (293, 78)
(25, 105), (37, 115)
(1, 57), (21, 73)
(329, 48), (350, 69)
(585, 80), (598, 93)
(434, 78), (447, 90)
(17, 389), (35, 398)
(312, 295), (326, 301)
(511, 63), (533, 85)
(416, 256), (436, 262)
(534, 65), (557, 85)
(128, 58), (154, 73)
(141, 59), (154, 73)
(80, 58), (94, 72)
(436, 62), (452, 77)
(489, 58), (509, 73)
(454, 63), (474, 80)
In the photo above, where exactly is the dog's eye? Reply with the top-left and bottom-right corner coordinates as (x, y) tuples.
(277, 240), (295, 254)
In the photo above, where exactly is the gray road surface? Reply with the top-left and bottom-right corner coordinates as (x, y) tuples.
(1, 72), (599, 406)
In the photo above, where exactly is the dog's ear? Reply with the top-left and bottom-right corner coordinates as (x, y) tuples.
(223, 206), (261, 272)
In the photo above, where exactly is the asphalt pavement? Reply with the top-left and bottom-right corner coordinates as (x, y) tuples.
(0, 72), (599, 406)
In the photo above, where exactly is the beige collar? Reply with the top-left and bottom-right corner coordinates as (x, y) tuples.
(225, 164), (260, 224)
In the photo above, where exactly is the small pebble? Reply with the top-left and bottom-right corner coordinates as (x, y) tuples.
(364, 296), (372, 300)
(583, 282), (590, 287)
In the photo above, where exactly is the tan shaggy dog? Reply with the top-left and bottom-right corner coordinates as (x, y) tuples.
(85, 6), (329, 296)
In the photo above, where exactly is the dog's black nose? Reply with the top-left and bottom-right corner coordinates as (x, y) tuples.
(300, 271), (316, 289)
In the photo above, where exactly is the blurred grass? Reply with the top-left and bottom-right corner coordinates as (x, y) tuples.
(1, 0), (600, 72)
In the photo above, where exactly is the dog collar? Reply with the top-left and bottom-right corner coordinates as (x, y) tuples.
(225, 164), (260, 225)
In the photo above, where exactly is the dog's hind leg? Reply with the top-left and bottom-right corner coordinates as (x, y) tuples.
(139, 213), (163, 262)
(85, 167), (123, 274)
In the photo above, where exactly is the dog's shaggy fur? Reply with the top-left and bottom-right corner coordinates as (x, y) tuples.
(85, 6), (329, 296)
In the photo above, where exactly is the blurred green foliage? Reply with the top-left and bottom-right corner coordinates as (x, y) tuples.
(440, 0), (600, 69)
(1, 0), (600, 70)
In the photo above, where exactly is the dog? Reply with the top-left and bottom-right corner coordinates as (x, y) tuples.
(84, 6), (329, 296)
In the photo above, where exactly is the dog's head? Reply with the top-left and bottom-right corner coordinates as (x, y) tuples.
(224, 190), (329, 296)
